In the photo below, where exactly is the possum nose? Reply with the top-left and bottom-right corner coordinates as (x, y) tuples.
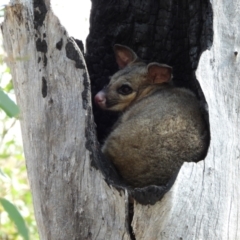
(94, 91), (106, 108)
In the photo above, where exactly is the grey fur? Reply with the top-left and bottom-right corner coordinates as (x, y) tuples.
(95, 45), (209, 188)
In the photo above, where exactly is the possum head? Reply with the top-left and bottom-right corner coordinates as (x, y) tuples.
(95, 44), (172, 111)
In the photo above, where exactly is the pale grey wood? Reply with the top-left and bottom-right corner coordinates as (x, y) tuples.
(3, 0), (240, 239)
(2, 1), (130, 239)
(132, 0), (240, 239)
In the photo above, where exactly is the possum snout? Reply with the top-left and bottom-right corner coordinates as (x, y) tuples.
(95, 90), (106, 109)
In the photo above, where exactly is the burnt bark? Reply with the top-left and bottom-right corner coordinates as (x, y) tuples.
(4, 0), (240, 239)
(85, 0), (213, 207)
(85, 0), (213, 143)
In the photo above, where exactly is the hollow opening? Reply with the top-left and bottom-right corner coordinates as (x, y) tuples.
(85, 0), (213, 205)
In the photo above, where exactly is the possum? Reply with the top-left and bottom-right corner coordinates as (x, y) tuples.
(94, 44), (209, 188)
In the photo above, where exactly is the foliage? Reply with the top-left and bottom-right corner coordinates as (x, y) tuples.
(0, 198), (29, 240)
(0, 88), (19, 117)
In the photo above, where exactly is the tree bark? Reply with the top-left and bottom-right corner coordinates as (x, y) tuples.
(131, 1), (240, 239)
(86, 0), (213, 143)
(2, 1), (129, 239)
(2, 0), (240, 239)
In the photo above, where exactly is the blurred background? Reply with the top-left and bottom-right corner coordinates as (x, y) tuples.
(0, 1), (91, 239)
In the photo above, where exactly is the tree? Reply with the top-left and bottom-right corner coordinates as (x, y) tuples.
(2, 0), (240, 239)
(0, 31), (35, 239)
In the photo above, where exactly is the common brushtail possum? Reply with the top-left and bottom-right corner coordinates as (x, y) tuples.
(95, 44), (209, 188)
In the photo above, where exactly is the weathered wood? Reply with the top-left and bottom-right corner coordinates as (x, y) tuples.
(2, 0), (240, 239)
(2, 1), (130, 239)
(132, 1), (240, 239)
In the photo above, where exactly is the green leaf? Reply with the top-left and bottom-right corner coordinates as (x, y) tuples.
(0, 198), (29, 240)
(0, 88), (19, 117)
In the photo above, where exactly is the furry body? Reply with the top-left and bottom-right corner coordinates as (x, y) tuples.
(95, 45), (209, 188)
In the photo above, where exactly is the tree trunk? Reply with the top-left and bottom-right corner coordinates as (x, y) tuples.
(2, 0), (240, 240)
(2, 1), (129, 239)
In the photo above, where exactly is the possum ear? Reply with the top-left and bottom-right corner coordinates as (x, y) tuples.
(147, 63), (172, 84)
(114, 44), (138, 69)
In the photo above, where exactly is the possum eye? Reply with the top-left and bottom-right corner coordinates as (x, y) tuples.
(117, 84), (133, 95)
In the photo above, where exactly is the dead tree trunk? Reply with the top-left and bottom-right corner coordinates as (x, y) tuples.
(2, 0), (240, 239)
(2, 1), (129, 239)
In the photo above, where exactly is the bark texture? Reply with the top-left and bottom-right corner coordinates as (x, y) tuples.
(86, 0), (212, 214)
(86, 0), (213, 143)
(2, 0), (240, 239)
(86, 0), (240, 239)
(123, 0), (240, 239)
(2, 1), (129, 239)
